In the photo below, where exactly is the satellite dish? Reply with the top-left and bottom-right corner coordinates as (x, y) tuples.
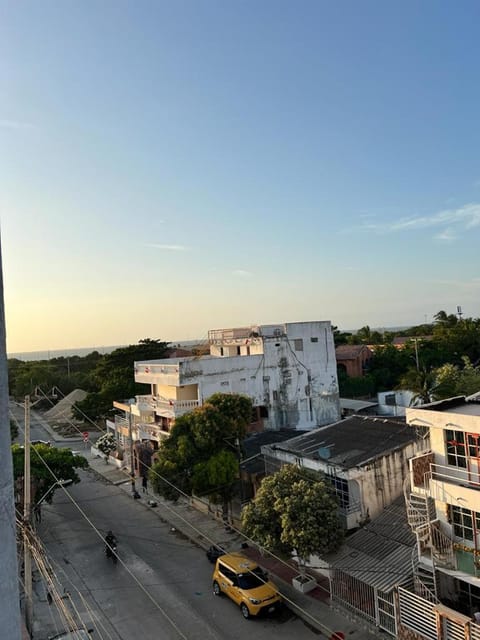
(317, 447), (331, 460)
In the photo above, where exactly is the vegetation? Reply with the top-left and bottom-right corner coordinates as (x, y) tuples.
(150, 393), (252, 515)
(10, 419), (19, 441)
(242, 464), (343, 575)
(73, 339), (170, 421)
(11, 443), (88, 507)
(95, 432), (117, 457)
(335, 309), (480, 401)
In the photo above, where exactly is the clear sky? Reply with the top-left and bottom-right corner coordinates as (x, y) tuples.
(2, 1), (480, 353)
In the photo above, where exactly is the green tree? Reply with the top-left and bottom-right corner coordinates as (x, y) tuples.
(10, 419), (19, 441)
(150, 393), (252, 515)
(11, 444), (88, 507)
(242, 465), (343, 576)
(74, 339), (170, 421)
(397, 366), (437, 405)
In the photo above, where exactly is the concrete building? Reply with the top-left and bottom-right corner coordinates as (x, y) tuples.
(403, 395), (480, 622)
(261, 415), (427, 530)
(108, 321), (340, 467)
(335, 344), (373, 377)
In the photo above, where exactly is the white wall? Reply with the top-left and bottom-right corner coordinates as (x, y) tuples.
(263, 438), (425, 528)
(134, 321), (340, 430)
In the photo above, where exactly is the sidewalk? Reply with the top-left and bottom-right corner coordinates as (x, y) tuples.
(87, 450), (381, 640)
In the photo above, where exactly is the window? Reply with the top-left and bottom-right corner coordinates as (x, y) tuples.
(328, 475), (350, 510)
(384, 394), (396, 406)
(450, 505), (480, 541)
(310, 337), (318, 343)
(446, 430), (467, 468)
(236, 346), (241, 355)
(220, 347), (224, 356)
(468, 434), (480, 458)
(294, 338), (303, 351)
(218, 563), (236, 583)
(220, 381), (229, 387)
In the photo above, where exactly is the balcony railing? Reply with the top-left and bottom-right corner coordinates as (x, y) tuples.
(134, 363), (180, 376)
(135, 394), (200, 417)
(430, 462), (480, 490)
(208, 327), (259, 344)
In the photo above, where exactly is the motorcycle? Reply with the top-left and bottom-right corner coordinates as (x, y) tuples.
(105, 540), (118, 564)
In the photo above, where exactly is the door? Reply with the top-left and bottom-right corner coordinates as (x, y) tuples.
(467, 434), (480, 486)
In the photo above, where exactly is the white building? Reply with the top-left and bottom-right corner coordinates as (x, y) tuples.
(108, 321), (340, 453)
(404, 395), (480, 616)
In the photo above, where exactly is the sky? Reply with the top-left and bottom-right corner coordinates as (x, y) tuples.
(2, 1), (480, 353)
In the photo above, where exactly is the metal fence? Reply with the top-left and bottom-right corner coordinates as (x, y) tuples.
(398, 587), (480, 640)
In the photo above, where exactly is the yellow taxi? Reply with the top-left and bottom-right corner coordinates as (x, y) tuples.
(212, 553), (282, 619)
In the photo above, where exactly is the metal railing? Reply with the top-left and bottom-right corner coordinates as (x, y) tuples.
(135, 363), (181, 375)
(430, 461), (480, 489)
(135, 394), (200, 416)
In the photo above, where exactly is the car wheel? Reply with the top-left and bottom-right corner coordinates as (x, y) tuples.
(213, 581), (222, 596)
(240, 603), (251, 619)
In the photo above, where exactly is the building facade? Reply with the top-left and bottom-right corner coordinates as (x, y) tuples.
(261, 415), (427, 530)
(404, 395), (480, 616)
(108, 321), (341, 467)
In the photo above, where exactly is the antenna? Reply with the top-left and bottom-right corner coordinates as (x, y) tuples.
(457, 305), (463, 319)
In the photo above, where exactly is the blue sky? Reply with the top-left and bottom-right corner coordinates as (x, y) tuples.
(1, 1), (480, 352)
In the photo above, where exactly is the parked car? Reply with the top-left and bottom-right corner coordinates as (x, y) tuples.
(212, 553), (282, 619)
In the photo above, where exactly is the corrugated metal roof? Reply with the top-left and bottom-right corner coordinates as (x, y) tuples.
(264, 415), (414, 469)
(329, 544), (413, 592)
(327, 497), (415, 592)
(340, 398), (378, 411)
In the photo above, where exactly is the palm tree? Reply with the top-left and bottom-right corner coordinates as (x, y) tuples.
(398, 366), (437, 405)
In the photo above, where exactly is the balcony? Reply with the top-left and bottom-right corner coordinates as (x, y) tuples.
(429, 462), (480, 510)
(136, 394), (200, 418)
(208, 327), (260, 345)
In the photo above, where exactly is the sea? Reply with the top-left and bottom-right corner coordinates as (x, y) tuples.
(8, 340), (202, 362)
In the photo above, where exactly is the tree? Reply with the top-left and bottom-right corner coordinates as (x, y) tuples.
(150, 393), (252, 515)
(10, 419), (19, 441)
(397, 366), (437, 405)
(242, 465), (344, 576)
(11, 444), (88, 507)
(74, 339), (170, 421)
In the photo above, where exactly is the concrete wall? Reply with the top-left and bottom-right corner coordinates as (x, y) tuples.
(135, 321), (340, 431)
(264, 438), (425, 528)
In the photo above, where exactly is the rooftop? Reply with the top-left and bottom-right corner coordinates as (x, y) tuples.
(327, 497), (415, 591)
(263, 415), (415, 469)
(412, 395), (480, 417)
(335, 345), (372, 360)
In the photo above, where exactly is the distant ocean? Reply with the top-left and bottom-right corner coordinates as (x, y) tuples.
(8, 340), (202, 362)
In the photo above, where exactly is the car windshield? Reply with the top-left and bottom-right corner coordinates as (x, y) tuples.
(237, 568), (267, 590)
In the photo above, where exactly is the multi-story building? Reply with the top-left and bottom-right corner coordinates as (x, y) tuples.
(404, 394), (480, 622)
(108, 321), (341, 465)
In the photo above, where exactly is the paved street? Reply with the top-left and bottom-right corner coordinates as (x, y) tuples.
(36, 469), (320, 640)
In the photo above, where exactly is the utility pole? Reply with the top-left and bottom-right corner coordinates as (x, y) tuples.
(413, 338), (420, 371)
(24, 394), (33, 636)
(0, 233), (21, 638)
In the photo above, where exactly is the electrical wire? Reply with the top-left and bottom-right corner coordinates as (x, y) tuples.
(20, 442), (190, 640)
(14, 385), (412, 637)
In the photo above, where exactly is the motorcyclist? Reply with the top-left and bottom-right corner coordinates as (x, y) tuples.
(105, 530), (117, 558)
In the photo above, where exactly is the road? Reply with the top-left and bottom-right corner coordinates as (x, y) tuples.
(36, 469), (319, 640)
